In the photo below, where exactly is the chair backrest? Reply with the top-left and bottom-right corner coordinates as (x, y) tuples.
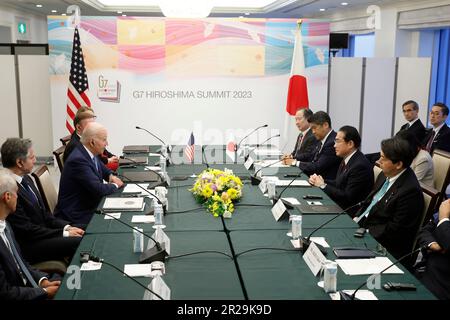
(60, 135), (71, 146)
(431, 149), (450, 209)
(373, 163), (382, 183)
(32, 165), (58, 214)
(53, 145), (66, 173)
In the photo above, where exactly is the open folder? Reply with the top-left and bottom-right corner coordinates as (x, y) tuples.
(103, 197), (145, 211)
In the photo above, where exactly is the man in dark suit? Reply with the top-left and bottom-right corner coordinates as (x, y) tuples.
(396, 100), (426, 144)
(0, 169), (60, 300)
(284, 111), (340, 180)
(0, 138), (84, 264)
(282, 108), (319, 163)
(63, 107), (119, 170)
(354, 137), (424, 263)
(309, 126), (373, 215)
(423, 102), (450, 155)
(54, 122), (124, 225)
(417, 199), (450, 300)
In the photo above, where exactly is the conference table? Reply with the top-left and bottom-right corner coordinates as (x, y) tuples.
(55, 145), (435, 300)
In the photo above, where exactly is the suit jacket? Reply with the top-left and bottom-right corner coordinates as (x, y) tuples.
(298, 130), (341, 180)
(418, 219), (450, 300)
(6, 175), (69, 247)
(323, 150), (373, 215)
(423, 124), (450, 155)
(398, 119), (426, 144)
(291, 129), (319, 162)
(54, 144), (118, 225)
(0, 223), (47, 300)
(358, 168), (424, 260)
(63, 132), (113, 164)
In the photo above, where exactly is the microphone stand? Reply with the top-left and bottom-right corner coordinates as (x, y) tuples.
(234, 124), (268, 164)
(119, 156), (167, 189)
(251, 158), (284, 185)
(135, 126), (171, 166)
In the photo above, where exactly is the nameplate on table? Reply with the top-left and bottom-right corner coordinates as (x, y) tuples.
(271, 199), (288, 221)
(103, 197), (145, 211)
(303, 242), (328, 276)
(149, 229), (171, 255)
(80, 261), (102, 271)
(244, 156), (254, 170)
(258, 179), (268, 193)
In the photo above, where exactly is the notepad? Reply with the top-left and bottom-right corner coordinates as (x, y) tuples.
(123, 264), (152, 277)
(131, 215), (155, 223)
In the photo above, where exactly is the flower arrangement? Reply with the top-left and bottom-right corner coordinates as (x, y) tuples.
(190, 168), (243, 217)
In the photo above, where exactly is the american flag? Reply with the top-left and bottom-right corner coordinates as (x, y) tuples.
(66, 27), (91, 133)
(184, 132), (195, 163)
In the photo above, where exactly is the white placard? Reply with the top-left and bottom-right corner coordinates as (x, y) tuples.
(131, 215), (155, 223)
(271, 199), (288, 221)
(104, 212), (121, 219)
(244, 156), (254, 170)
(123, 183), (150, 194)
(259, 179), (268, 194)
(281, 197), (300, 205)
(276, 179), (311, 187)
(302, 242), (328, 276)
(144, 276), (171, 300)
(336, 257), (404, 276)
(80, 261), (102, 271)
(124, 264), (152, 277)
(149, 229), (171, 255)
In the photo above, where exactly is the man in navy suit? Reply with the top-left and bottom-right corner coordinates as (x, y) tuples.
(284, 111), (340, 180)
(0, 169), (60, 300)
(282, 108), (319, 163)
(423, 102), (450, 155)
(309, 126), (373, 215)
(354, 137), (424, 263)
(396, 100), (426, 144)
(0, 138), (83, 264)
(54, 122), (124, 225)
(417, 199), (450, 300)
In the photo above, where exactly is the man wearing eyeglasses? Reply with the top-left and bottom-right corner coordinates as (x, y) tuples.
(396, 100), (426, 144)
(423, 102), (450, 155)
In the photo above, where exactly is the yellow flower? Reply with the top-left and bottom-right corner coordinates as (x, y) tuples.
(227, 188), (239, 200)
(202, 184), (213, 198)
(221, 192), (230, 202)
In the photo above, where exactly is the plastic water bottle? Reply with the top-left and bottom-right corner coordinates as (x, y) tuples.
(153, 202), (164, 228)
(159, 155), (166, 173)
(133, 228), (144, 253)
(291, 215), (302, 240)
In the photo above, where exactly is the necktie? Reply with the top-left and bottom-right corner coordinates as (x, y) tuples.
(405, 123), (411, 130)
(295, 133), (304, 154)
(93, 156), (100, 174)
(425, 130), (436, 152)
(355, 179), (390, 223)
(21, 177), (39, 205)
(4, 226), (39, 288)
(313, 142), (322, 162)
(338, 160), (346, 174)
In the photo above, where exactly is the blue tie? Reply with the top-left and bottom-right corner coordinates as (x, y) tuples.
(21, 177), (39, 205)
(355, 179), (390, 223)
(4, 226), (39, 288)
(93, 156), (100, 174)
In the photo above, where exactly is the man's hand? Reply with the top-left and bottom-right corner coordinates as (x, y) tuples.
(110, 175), (124, 188)
(308, 174), (325, 187)
(283, 157), (295, 166)
(428, 242), (443, 252)
(67, 226), (85, 237)
(108, 156), (119, 164)
(40, 279), (61, 299)
(438, 199), (450, 221)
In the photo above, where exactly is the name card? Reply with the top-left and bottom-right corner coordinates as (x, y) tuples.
(259, 179), (268, 194)
(303, 242), (328, 276)
(244, 156), (254, 170)
(149, 228), (171, 255)
(271, 199), (288, 221)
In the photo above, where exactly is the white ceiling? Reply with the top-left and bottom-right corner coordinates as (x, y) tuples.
(0, 0), (387, 18)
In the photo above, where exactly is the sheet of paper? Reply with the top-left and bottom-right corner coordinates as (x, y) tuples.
(336, 257), (404, 275)
(275, 179), (311, 187)
(103, 197), (145, 210)
(149, 153), (160, 156)
(122, 183), (150, 194)
(131, 215), (155, 223)
(145, 166), (161, 171)
(124, 264), (152, 277)
(253, 148), (282, 156)
(104, 212), (121, 219)
(80, 261), (102, 271)
(330, 290), (378, 300)
(281, 197), (300, 205)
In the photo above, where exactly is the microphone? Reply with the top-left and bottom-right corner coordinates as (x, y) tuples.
(234, 124), (268, 162)
(300, 201), (365, 255)
(255, 133), (280, 148)
(339, 246), (425, 300)
(95, 210), (168, 264)
(119, 156), (167, 188)
(136, 126), (172, 165)
(79, 252), (164, 300)
(251, 158), (284, 185)
(271, 171), (303, 209)
(201, 145), (210, 170)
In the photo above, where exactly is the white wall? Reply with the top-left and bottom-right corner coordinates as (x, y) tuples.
(0, 5), (47, 43)
(0, 56), (19, 140)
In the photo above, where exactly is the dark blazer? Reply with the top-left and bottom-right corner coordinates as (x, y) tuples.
(423, 124), (450, 155)
(418, 218), (450, 300)
(64, 132), (113, 164)
(0, 223), (47, 300)
(299, 130), (341, 180)
(54, 144), (118, 225)
(291, 129), (319, 162)
(323, 150), (373, 215)
(7, 175), (69, 245)
(398, 119), (426, 145)
(358, 168), (424, 261)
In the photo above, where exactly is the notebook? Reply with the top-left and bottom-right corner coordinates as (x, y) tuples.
(119, 156), (148, 165)
(333, 248), (377, 259)
(122, 145), (150, 153)
(121, 171), (160, 182)
(294, 203), (342, 215)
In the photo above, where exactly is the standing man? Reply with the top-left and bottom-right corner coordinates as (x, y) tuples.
(283, 111), (340, 180)
(282, 108), (319, 163)
(1, 138), (83, 264)
(309, 126), (373, 215)
(423, 102), (450, 155)
(55, 123), (124, 225)
(0, 169), (60, 300)
(354, 137), (424, 263)
(396, 100), (426, 144)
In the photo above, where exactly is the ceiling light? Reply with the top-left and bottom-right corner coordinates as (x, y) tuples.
(238, 16), (244, 18)
(341, 2), (348, 5)
(122, 14), (127, 17)
(36, 4), (43, 8)
(62, 13), (66, 16)
(117, 11), (122, 14)
(160, 0), (213, 18)
(244, 13), (250, 16)
(51, 10), (57, 13)
(319, 8), (325, 11)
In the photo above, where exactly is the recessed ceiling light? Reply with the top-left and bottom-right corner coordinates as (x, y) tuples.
(36, 4), (43, 8)
(122, 14), (127, 17)
(51, 10), (57, 13)
(244, 13), (250, 16)
(319, 8), (326, 11)
(238, 16), (244, 18)
(62, 13), (66, 16)
(341, 2), (348, 5)
(117, 11), (122, 14)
